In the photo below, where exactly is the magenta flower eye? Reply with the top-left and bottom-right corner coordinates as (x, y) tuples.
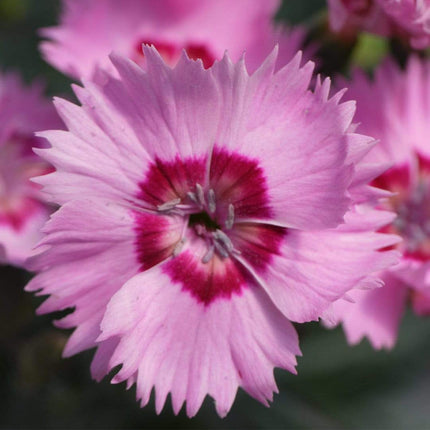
(135, 148), (286, 305)
(26, 48), (398, 417)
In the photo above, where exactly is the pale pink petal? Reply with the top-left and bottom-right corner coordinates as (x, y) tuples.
(245, 205), (399, 323)
(393, 259), (430, 291)
(27, 198), (184, 355)
(0, 205), (49, 267)
(327, 274), (408, 349)
(90, 337), (120, 382)
(98, 265), (299, 417)
(211, 54), (356, 230)
(108, 49), (222, 161)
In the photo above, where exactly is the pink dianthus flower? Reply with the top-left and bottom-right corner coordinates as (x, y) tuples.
(40, 0), (310, 80)
(327, 57), (430, 349)
(0, 72), (61, 267)
(328, 0), (430, 48)
(378, 0), (430, 49)
(26, 47), (398, 416)
(327, 0), (391, 36)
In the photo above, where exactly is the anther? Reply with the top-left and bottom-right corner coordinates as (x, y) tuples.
(225, 203), (235, 229)
(208, 189), (216, 213)
(172, 238), (186, 257)
(195, 183), (205, 207)
(213, 240), (229, 258)
(187, 191), (198, 204)
(213, 229), (234, 253)
(157, 197), (181, 212)
(202, 245), (215, 263)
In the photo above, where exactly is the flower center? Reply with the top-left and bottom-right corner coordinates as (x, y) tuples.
(156, 182), (239, 263)
(134, 147), (286, 305)
(391, 178), (430, 259)
(374, 157), (430, 260)
(188, 211), (220, 232)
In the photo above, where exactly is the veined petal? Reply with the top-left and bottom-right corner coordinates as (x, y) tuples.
(34, 130), (141, 205)
(109, 49), (221, 162)
(99, 264), (299, 417)
(253, 205), (400, 323)
(212, 55), (354, 229)
(26, 198), (182, 354)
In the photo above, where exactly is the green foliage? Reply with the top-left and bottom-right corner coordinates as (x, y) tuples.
(351, 33), (389, 70)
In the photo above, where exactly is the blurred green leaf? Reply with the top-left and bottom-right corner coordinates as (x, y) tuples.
(0, 0), (27, 21)
(351, 33), (389, 70)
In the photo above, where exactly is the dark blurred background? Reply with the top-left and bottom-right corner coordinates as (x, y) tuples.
(1, 1), (430, 428)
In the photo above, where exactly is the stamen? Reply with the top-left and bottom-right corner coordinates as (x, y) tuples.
(202, 245), (215, 263)
(213, 229), (234, 253)
(195, 183), (205, 207)
(208, 189), (216, 213)
(157, 197), (181, 212)
(172, 238), (186, 257)
(225, 203), (235, 229)
(213, 240), (229, 258)
(187, 191), (198, 204)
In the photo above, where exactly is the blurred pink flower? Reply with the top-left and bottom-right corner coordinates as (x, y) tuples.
(40, 0), (310, 80)
(378, 0), (430, 48)
(26, 47), (397, 416)
(327, 0), (391, 36)
(327, 57), (430, 349)
(328, 0), (430, 48)
(0, 72), (60, 267)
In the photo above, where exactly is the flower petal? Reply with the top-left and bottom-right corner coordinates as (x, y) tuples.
(212, 55), (354, 229)
(26, 198), (181, 354)
(0, 204), (48, 267)
(99, 265), (299, 417)
(251, 205), (400, 323)
(326, 274), (408, 349)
